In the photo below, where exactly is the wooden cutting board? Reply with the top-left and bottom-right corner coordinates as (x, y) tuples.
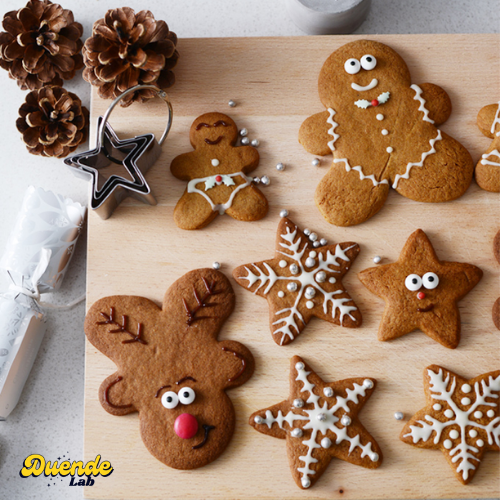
(84, 34), (500, 499)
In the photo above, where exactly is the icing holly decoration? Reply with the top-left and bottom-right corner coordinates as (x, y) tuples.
(401, 365), (500, 484)
(358, 229), (482, 349)
(299, 39), (474, 227)
(84, 268), (254, 470)
(233, 217), (362, 346)
(170, 112), (268, 229)
(250, 356), (382, 490)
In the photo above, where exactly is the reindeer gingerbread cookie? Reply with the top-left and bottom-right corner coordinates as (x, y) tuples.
(84, 268), (254, 470)
(299, 40), (474, 226)
(475, 101), (500, 192)
(171, 112), (268, 229)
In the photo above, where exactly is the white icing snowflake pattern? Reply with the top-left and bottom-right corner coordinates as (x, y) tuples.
(403, 366), (500, 483)
(252, 358), (381, 489)
(235, 218), (360, 345)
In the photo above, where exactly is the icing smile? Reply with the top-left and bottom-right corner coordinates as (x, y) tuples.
(192, 424), (215, 450)
(417, 304), (434, 313)
(205, 136), (223, 145)
(351, 78), (378, 91)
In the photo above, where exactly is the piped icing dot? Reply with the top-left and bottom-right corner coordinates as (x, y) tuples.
(293, 398), (304, 408)
(487, 410), (495, 417)
(461, 397), (471, 406)
(323, 387), (334, 397)
(309, 251), (317, 258)
(329, 277), (336, 284)
(443, 439), (453, 450)
(278, 291), (285, 298)
(386, 147), (393, 153)
(381, 129), (389, 135)
(461, 384), (472, 393)
(476, 439), (484, 447)
(444, 409), (454, 418)
(291, 428), (303, 438)
(469, 430), (477, 438)
(211, 159), (220, 167)
(433, 404), (442, 411)
(279, 260), (287, 268)
(306, 301), (314, 309)
(449, 430), (459, 439)
(321, 437), (332, 449)
(254, 416), (263, 424)
(363, 379), (374, 389)
(376, 114), (384, 121)
(287, 282), (298, 292)
(474, 411), (483, 419)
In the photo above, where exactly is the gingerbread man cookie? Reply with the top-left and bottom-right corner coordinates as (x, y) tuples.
(84, 268), (254, 469)
(358, 229), (482, 349)
(233, 217), (362, 346)
(250, 356), (382, 490)
(401, 365), (500, 484)
(171, 112), (268, 229)
(299, 40), (474, 226)
(475, 102), (500, 192)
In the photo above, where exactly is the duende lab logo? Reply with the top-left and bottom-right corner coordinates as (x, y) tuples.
(19, 454), (113, 487)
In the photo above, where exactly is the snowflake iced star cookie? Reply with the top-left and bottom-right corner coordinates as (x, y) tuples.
(170, 112), (268, 229)
(475, 101), (500, 192)
(232, 217), (362, 346)
(250, 356), (382, 490)
(358, 229), (482, 349)
(401, 365), (500, 484)
(298, 39), (474, 226)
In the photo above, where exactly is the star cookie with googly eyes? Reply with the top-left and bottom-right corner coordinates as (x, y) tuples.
(250, 356), (382, 490)
(358, 229), (482, 349)
(401, 365), (500, 484)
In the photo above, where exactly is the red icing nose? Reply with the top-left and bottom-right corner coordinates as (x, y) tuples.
(174, 413), (199, 439)
(417, 292), (426, 300)
(371, 99), (379, 107)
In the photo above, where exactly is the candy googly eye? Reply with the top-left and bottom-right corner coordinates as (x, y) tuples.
(178, 387), (196, 405)
(405, 274), (422, 291)
(161, 391), (179, 409)
(344, 58), (361, 75)
(422, 272), (439, 289)
(361, 55), (377, 70)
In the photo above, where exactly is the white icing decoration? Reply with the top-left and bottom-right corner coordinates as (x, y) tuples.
(211, 159), (220, 167)
(444, 439), (453, 449)
(444, 409), (454, 418)
(490, 102), (500, 136)
(256, 364), (379, 487)
(403, 367), (500, 481)
(410, 84), (435, 124)
(239, 224), (357, 344)
(476, 439), (484, 447)
(187, 172), (252, 214)
(386, 147), (393, 153)
(376, 114), (384, 121)
(279, 260), (287, 268)
(351, 78), (378, 92)
(449, 430), (459, 439)
(326, 108), (340, 152)
(378, 92), (390, 104)
(278, 291), (285, 298)
(354, 91), (390, 109)
(461, 397), (471, 406)
(462, 384), (472, 394)
(381, 129), (389, 135)
(329, 277), (336, 284)
(392, 129), (442, 189)
(487, 410), (495, 418)
(309, 251), (317, 258)
(433, 404), (442, 411)
(480, 149), (500, 167)
(469, 430), (477, 438)
(474, 411), (483, 419)
(333, 158), (389, 187)
(306, 301), (314, 309)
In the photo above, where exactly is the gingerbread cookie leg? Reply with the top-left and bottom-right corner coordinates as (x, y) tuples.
(392, 131), (474, 202)
(173, 190), (218, 230)
(225, 185), (268, 221)
(315, 163), (390, 226)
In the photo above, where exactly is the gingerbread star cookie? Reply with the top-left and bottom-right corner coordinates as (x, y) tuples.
(475, 102), (500, 192)
(250, 356), (382, 490)
(299, 39), (473, 226)
(358, 229), (482, 349)
(170, 112), (268, 229)
(401, 365), (500, 484)
(233, 217), (362, 346)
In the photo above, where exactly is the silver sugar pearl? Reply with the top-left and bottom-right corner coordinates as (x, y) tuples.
(394, 412), (404, 421)
(239, 128), (248, 137)
(321, 437), (332, 449)
(363, 379), (374, 389)
(293, 398), (304, 408)
(305, 257), (315, 268)
(373, 255), (382, 264)
(305, 286), (316, 299)
(254, 415), (263, 424)
(251, 139), (260, 147)
(312, 158), (320, 166)
(253, 176), (261, 184)
(341, 415), (352, 426)
(301, 478), (311, 489)
(309, 232), (318, 242)
(276, 162), (285, 171)
(280, 209), (289, 218)
(287, 282), (298, 292)
(290, 264), (299, 275)
(241, 137), (250, 145)
(313, 241), (320, 248)
(316, 271), (326, 283)
(323, 387), (334, 397)
(291, 428), (303, 438)
(320, 238), (328, 246)
(228, 99), (236, 107)
(260, 175), (270, 186)
(317, 413), (327, 422)
(212, 261), (221, 270)
(303, 228), (311, 236)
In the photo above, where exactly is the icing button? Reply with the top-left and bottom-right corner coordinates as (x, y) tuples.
(376, 114), (384, 121)
(211, 159), (220, 167)
(306, 300), (314, 309)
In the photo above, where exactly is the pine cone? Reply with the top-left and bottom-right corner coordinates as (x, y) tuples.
(16, 86), (89, 158)
(0, 0), (83, 90)
(83, 7), (179, 107)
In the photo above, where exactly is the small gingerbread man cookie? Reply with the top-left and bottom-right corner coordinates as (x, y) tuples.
(171, 112), (268, 229)
(299, 40), (474, 226)
(475, 102), (500, 192)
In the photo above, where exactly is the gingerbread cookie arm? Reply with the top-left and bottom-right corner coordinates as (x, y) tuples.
(439, 261), (483, 301)
(477, 103), (500, 139)
(299, 111), (333, 156)
(224, 185), (268, 221)
(236, 145), (260, 174)
(249, 400), (292, 439)
(171, 152), (200, 181)
(416, 83), (452, 126)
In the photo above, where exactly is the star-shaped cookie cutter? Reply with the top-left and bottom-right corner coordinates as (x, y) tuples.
(64, 84), (173, 220)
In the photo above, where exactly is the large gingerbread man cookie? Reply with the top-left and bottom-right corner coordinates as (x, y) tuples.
(171, 112), (268, 229)
(84, 268), (255, 469)
(475, 101), (500, 192)
(299, 40), (474, 226)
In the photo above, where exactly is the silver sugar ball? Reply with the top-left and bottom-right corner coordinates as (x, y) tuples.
(287, 282), (298, 292)
(316, 271), (326, 283)
(305, 257), (316, 268)
(228, 99), (236, 107)
(373, 255), (382, 264)
(293, 398), (304, 408)
(253, 176), (261, 184)
(291, 428), (303, 438)
(239, 128), (248, 137)
(323, 387), (334, 397)
(260, 175), (270, 186)
(317, 413), (327, 422)
(212, 261), (221, 270)
(313, 241), (321, 248)
(394, 412), (404, 421)
(303, 228), (311, 236)
(276, 162), (285, 172)
(321, 437), (332, 449)
(290, 264), (299, 275)
(251, 139), (260, 147)
(280, 209), (289, 218)
(254, 415), (263, 424)
(363, 379), (374, 389)
(341, 415), (352, 426)
(320, 238), (328, 246)
(301, 478), (311, 489)
(295, 361), (305, 371)
(305, 286), (316, 299)
(312, 158), (320, 166)
(309, 232), (318, 242)
(241, 137), (250, 145)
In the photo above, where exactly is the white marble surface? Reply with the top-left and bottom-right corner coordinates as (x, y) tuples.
(0, 1), (498, 498)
